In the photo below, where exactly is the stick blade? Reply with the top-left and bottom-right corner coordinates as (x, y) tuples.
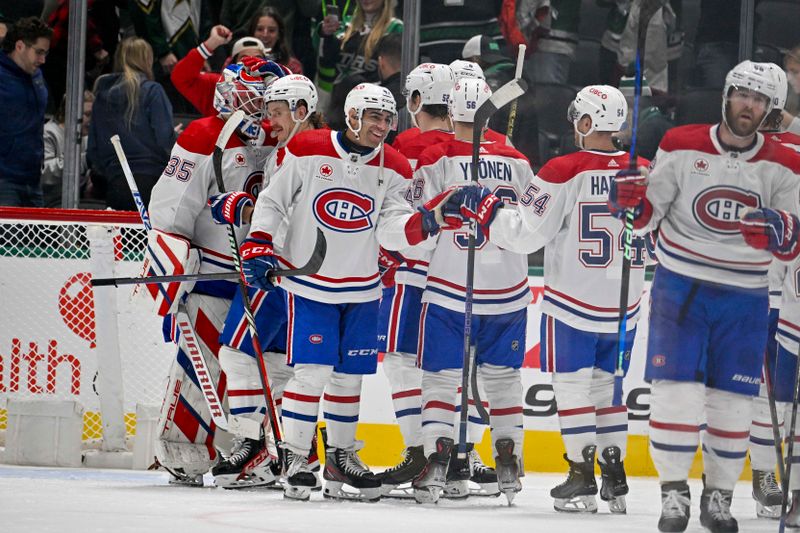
(474, 79), (528, 127)
(269, 228), (327, 280)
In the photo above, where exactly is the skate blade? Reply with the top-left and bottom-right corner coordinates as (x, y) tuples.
(554, 495), (598, 513)
(168, 476), (204, 487)
(380, 482), (416, 499)
(283, 484), (312, 501)
(607, 495), (627, 514)
(443, 480), (470, 499)
(755, 501), (781, 519)
(471, 481), (501, 497)
(214, 472), (276, 490)
(323, 481), (381, 502)
(502, 489), (519, 506)
(413, 486), (443, 504)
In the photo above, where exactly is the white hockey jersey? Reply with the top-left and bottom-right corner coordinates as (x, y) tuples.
(250, 129), (421, 304)
(488, 150), (650, 333)
(149, 116), (272, 283)
(777, 253), (800, 353)
(414, 138), (533, 315)
(635, 124), (800, 289)
(393, 128), (453, 288)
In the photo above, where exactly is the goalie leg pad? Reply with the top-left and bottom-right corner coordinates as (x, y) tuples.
(590, 368), (629, 458)
(155, 294), (229, 474)
(143, 229), (200, 316)
(324, 372), (363, 450)
(703, 387), (752, 491)
(420, 368), (461, 457)
(383, 351), (423, 447)
(282, 363), (333, 455)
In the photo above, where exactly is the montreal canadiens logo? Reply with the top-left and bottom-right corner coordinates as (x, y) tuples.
(692, 186), (760, 234)
(313, 188), (375, 233)
(243, 171), (264, 197)
(309, 334), (323, 344)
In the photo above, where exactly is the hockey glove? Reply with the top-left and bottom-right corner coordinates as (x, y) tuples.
(240, 56), (291, 79)
(240, 231), (279, 291)
(208, 191), (255, 227)
(608, 167), (648, 220)
(460, 186), (504, 227)
(739, 208), (800, 260)
(378, 247), (406, 288)
(404, 187), (466, 245)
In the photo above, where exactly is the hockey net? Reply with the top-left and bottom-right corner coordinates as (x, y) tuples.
(0, 207), (172, 450)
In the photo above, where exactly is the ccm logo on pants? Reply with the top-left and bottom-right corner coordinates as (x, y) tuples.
(347, 348), (379, 357)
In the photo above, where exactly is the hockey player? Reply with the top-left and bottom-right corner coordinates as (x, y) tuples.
(239, 83), (463, 501)
(378, 62), (455, 496)
(453, 85), (649, 513)
(748, 63), (800, 519)
(608, 60), (800, 532)
(411, 78), (531, 505)
(207, 74), (324, 489)
(144, 63), (274, 486)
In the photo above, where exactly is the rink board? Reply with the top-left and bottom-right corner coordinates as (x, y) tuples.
(0, 269), (741, 478)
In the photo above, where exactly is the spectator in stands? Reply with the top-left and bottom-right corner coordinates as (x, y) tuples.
(784, 44), (800, 115)
(44, 0), (110, 112)
(0, 17), (52, 207)
(87, 38), (175, 211)
(317, 0), (402, 116)
(42, 91), (94, 207)
(129, 0), (212, 112)
(247, 6), (303, 73)
(691, 0), (742, 89)
(524, 0), (579, 85)
(417, 0), (505, 64)
(311, 0), (358, 85)
(462, 34), (515, 90)
(172, 26), (270, 116)
(613, 76), (673, 161)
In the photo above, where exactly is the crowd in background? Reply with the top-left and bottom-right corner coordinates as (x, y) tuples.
(0, 0), (798, 210)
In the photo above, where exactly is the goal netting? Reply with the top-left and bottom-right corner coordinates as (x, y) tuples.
(0, 207), (172, 452)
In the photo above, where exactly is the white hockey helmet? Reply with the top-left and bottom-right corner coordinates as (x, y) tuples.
(449, 59), (485, 81)
(568, 85), (628, 135)
(265, 74), (318, 123)
(214, 63), (281, 138)
(765, 62), (789, 111)
(449, 78), (492, 123)
(722, 60), (777, 135)
(344, 83), (398, 137)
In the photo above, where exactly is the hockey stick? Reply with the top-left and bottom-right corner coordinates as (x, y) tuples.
(90, 232), (326, 287)
(110, 136), (229, 432)
(505, 44), (526, 143)
(764, 346), (787, 483)
(612, 0), (662, 407)
(457, 64), (527, 459)
(780, 347), (800, 532)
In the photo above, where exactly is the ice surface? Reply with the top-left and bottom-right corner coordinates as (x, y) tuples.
(0, 466), (781, 532)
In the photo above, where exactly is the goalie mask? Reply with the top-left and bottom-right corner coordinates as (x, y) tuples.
(343, 83), (398, 140)
(722, 60), (777, 138)
(449, 59), (485, 82)
(214, 62), (283, 138)
(404, 63), (455, 127)
(449, 78), (492, 124)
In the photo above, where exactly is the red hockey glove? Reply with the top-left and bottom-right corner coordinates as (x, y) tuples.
(740, 208), (800, 260)
(608, 167), (648, 220)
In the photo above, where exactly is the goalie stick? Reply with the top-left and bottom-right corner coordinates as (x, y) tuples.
(457, 58), (527, 459)
(90, 230), (326, 287)
(612, 0), (662, 407)
(110, 135), (230, 433)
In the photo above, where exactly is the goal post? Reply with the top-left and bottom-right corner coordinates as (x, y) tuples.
(0, 207), (173, 462)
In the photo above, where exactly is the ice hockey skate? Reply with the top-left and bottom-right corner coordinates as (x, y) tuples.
(494, 438), (522, 505)
(379, 445), (426, 498)
(212, 437), (277, 489)
(283, 448), (317, 501)
(413, 437), (454, 504)
(658, 481), (691, 532)
(787, 489), (800, 528)
(700, 482), (738, 533)
(443, 445), (470, 499)
(598, 445), (628, 514)
(550, 445), (598, 512)
(751, 469), (781, 519)
(468, 445), (500, 496)
(323, 445), (382, 502)
(166, 468), (204, 487)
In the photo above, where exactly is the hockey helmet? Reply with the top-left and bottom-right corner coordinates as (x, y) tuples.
(449, 60), (485, 82)
(214, 62), (284, 138)
(722, 60), (777, 136)
(765, 62), (789, 111)
(404, 63), (455, 126)
(568, 85), (628, 135)
(344, 83), (398, 137)
(265, 74), (319, 123)
(448, 78), (492, 123)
